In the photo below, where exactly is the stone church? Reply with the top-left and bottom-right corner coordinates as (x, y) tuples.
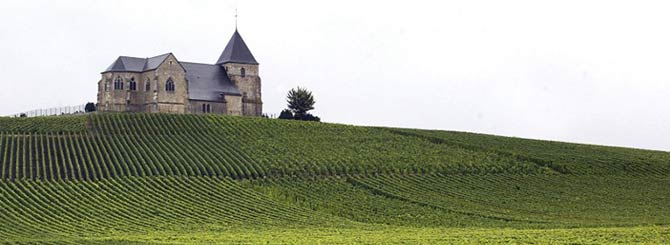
(97, 30), (262, 116)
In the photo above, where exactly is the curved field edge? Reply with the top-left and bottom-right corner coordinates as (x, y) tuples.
(244, 174), (670, 228)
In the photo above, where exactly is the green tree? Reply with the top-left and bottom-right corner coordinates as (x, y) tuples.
(287, 87), (315, 119)
(278, 109), (294, 119)
(85, 102), (97, 113)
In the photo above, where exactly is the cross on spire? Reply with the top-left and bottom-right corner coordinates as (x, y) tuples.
(235, 8), (238, 30)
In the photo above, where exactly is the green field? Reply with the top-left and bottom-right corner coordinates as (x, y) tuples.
(0, 114), (669, 244)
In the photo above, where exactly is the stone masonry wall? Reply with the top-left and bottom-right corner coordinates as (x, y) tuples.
(153, 54), (188, 113)
(97, 54), (189, 113)
(223, 63), (262, 116)
(188, 100), (227, 114)
(224, 95), (242, 116)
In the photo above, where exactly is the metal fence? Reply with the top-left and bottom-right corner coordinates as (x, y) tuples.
(8, 104), (88, 118)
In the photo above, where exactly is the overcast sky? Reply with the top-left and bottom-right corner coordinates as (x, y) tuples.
(1, 0), (669, 151)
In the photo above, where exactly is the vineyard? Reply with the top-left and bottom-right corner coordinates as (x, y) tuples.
(0, 113), (669, 243)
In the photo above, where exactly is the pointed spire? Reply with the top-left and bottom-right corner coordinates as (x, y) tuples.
(216, 30), (258, 65)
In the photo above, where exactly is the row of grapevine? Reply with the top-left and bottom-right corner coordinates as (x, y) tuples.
(2, 113), (668, 182)
(203, 114), (544, 177)
(244, 176), (522, 228)
(393, 128), (670, 175)
(1, 113), (670, 243)
(0, 176), (342, 241)
(1, 173), (669, 242)
(349, 174), (670, 227)
(0, 115), (87, 133)
(0, 113), (548, 181)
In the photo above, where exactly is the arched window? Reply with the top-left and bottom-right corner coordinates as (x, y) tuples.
(165, 78), (175, 92)
(145, 78), (151, 91)
(207, 104), (211, 113)
(240, 67), (246, 77)
(114, 76), (124, 90)
(129, 77), (137, 91)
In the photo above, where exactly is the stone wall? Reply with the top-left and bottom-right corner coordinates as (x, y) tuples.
(97, 54), (189, 114)
(223, 63), (263, 116)
(98, 71), (146, 112)
(153, 54), (188, 113)
(224, 95), (242, 116)
(188, 100), (227, 114)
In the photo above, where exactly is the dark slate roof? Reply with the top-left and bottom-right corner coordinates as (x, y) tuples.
(215, 30), (259, 65)
(181, 62), (242, 101)
(103, 53), (171, 73)
(144, 53), (171, 70)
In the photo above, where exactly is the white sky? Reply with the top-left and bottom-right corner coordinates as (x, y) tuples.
(1, 0), (669, 151)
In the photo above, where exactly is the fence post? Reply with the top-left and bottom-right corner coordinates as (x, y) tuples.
(8, 104), (89, 117)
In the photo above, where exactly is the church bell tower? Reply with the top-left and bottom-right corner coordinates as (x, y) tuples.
(216, 30), (262, 116)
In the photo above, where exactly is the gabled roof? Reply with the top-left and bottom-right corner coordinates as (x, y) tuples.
(181, 62), (242, 101)
(215, 30), (259, 65)
(105, 56), (145, 72)
(144, 53), (171, 71)
(103, 53), (171, 73)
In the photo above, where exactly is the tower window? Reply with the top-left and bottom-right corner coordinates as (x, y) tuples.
(114, 76), (124, 90)
(129, 77), (137, 91)
(240, 67), (246, 77)
(145, 78), (151, 91)
(165, 78), (175, 92)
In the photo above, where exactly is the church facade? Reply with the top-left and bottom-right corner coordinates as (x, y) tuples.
(97, 30), (262, 116)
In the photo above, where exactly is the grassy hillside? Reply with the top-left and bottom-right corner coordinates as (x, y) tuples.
(0, 114), (669, 244)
